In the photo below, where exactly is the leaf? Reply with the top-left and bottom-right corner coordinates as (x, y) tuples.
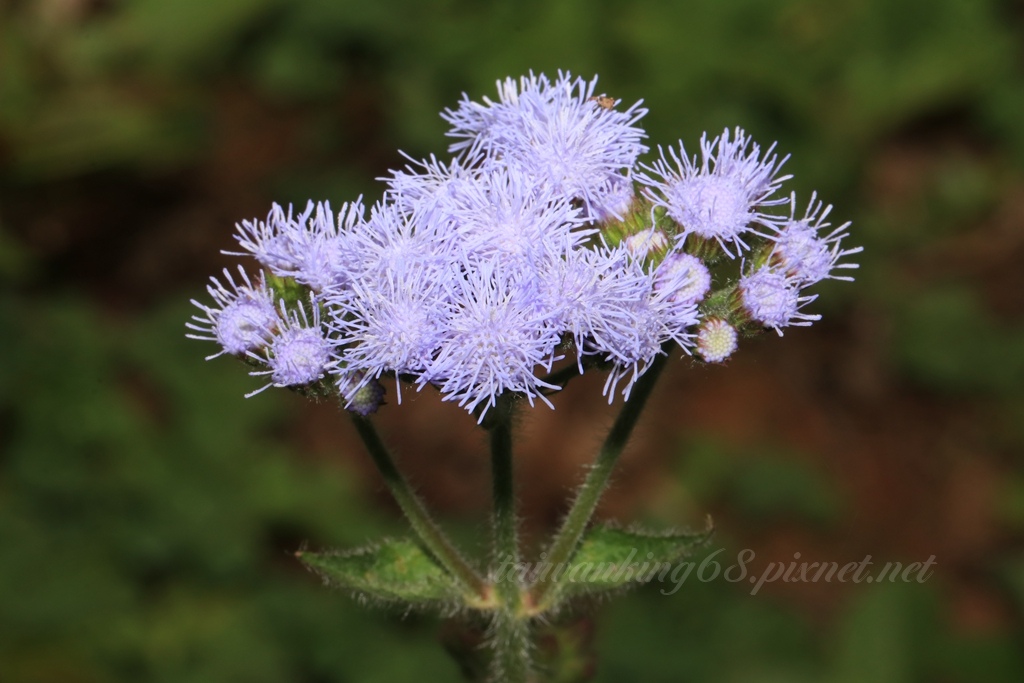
(556, 522), (712, 600)
(297, 539), (463, 608)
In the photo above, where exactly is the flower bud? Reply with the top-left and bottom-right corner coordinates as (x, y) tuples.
(696, 318), (738, 363)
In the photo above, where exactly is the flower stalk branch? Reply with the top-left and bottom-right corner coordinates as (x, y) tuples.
(530, 344), (672, 612)
(487, 393), (533, 681)
(349, 414), (487, 600)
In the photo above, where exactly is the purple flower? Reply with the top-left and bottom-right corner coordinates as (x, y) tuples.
(638, 128), (790, 256)
(329, 265), (448, 399)
(590, 175), (637, 223)
(231, 200), (365, 292)
(425, 258), (562, 419)
(248, 297), (332, 396)
(554, 246), (698, 400)
(438, 166), (589, 265)
(442, 71), (648, 220)
(382, 154), (481, 222)
(772, 192), (862, 285)
(739, 266), (819, 334)
(653, 251), (711, 305)
(536, 245), (651, 369)
(338, 199), (456, 295)
(187, 266), (280, 358)
(189, 72), (858, 415)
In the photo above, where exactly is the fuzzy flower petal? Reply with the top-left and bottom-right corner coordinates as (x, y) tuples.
(231, 200), (365, 292)
(248, 297), (332, 396)
(443, 71), (648, 220)
(187, 266), (280, 358)
(772, 192), (862, 285)
(426, 258), (562, 419)
(638, 127), (791, 256)
(739, 266), (820, 334)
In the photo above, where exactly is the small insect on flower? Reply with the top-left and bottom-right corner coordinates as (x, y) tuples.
(589, 95), (617, 110)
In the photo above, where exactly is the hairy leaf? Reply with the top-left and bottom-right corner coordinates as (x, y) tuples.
(556, 522), (712, 599)
(298, 539), (463, 608)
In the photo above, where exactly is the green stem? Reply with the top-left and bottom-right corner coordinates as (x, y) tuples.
(487, 394), (531, 682)
(349, 414), (487, 599)
(491, 612), (533, 683)
(530, 346), (672, 611)
(538, 362), (583, 393)
(488, 394), (520, 607)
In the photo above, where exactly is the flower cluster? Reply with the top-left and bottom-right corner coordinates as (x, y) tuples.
(189, 71), (859, 419)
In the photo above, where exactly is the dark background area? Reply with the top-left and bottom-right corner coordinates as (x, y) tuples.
(3, 0), (1024, 681)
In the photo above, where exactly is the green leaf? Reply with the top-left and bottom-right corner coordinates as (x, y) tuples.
(297, 539), (463, 608)
(557, 523), (712, 600)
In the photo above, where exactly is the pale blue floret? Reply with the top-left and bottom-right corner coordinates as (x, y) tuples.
(588, 174), (637, 223)
(739, 266), (820, 334)
(339, 199), (453, 288)
(381, 153), (482, 223)
(329, 265), (449, 401)
(439, 166), (590, 264)
(772, 192), (862, 285)
(425, 258), (563, 419)
(248, 298), (332, 396)
(442, 71), (648, 220)
(653, 251), (712, 305)
(536, 245), (650, 369)
(599, 281), (699, 401)
(548, 245), (698, 400)
(231, 202), (308, 273)
(231, 199), (365, 292)
(637, 127), (791, 256)
(187, 266), (280, 358)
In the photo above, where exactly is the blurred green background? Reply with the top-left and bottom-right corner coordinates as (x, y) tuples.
(3, 0), (1024, 681)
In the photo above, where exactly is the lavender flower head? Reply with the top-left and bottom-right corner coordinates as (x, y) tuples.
(772, 192), (863, 285)
(248, 298), (332, 396)
(638, 128), (790, 256)
(654, 251), (711, 305)
(188, 72), (859, 418)
(443, 71), (648, 220)
(739, 266), (820, 334)
(187, 266), (279, 358)
(232, 200), (365, 292)
(426, 258), (563, 417)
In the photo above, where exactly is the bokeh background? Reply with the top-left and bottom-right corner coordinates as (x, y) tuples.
(3, 0), (1024, 681)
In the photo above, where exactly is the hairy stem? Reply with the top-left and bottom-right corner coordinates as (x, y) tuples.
(490, 612), (533, 683)
(530, 347), (672, 611)
(488, 394), (520, 606)
(349, 414), (487, 599)
(488, 394), (532, 682)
